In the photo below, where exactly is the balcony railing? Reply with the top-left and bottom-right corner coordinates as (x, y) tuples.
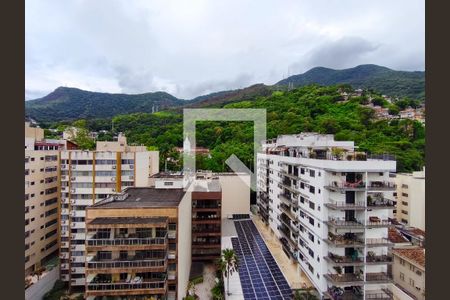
(87, 257), (167, 269)
(87, 236), (167, 247)
(87, 280), (166, 291)
(366, 254), (393, 264)
(279, 193), (299, 207)
(366, 238), (393, 247)
(325, 181), (366, 191)
(367, 182), (396, 190)
(365, 272), (393, 283)
(366, 219), (394, 228)
(325, 218), (365, 229)
(324, 273), (364, 285)
(326, 287), (363, 300)
(324, 252), (364, 265)
(367, 199), (396, 209)
(365, 289), (393, 300)
(324, 235), (365, 248)
(325, 200), (366, 210)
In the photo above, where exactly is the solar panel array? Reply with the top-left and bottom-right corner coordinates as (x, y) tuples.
(232, 214), (251, 220)
(232, 220), (292, 299)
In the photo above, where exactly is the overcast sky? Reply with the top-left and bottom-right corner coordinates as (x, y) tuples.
(25, 0), (424, 100)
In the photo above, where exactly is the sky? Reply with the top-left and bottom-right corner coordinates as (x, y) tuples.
(25, 0), (425, 100)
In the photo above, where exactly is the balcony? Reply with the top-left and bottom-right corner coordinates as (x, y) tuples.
(86, 256), (167, 272)
(279, 203), (297, 220)
(365, 254), (393, 265)
(365, 238), (393, 247)
(365, 289), (394, 300)
(325, 200), (366, 210)
(325, 181), (367, 192)
(367, 182), (396, 191)
(325, 218), (365, 229)
(279, 193), (299, 207)
(324, 273), (364, 285)
(86, 280), (166, 295)
(366, 218), (394, 228)
(86, 235), (167, 248)
(365, 272), (393, 284)
(324, 252), (364, 266)
(326, 286), (363, 300)
(367, 198), (396, 209)
(324, 233), (365, 248)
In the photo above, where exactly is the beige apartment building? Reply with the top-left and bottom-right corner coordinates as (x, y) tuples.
(392, 247), (425, 300)
(394, 168), (425, 231)
(59, 135), (159, 290)
(25, 123), (65, 276)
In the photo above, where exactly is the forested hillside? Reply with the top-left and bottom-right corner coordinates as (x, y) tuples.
(49, 85), (424, 173)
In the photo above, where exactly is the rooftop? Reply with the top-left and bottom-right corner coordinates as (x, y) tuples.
(392, 247), (425, 268)
(151, 172), (184, 179)
(388, 228), (410, 244)
(91, 187), (186, 208)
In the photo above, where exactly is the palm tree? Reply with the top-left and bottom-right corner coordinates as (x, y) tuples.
(218, 248), (238, 296)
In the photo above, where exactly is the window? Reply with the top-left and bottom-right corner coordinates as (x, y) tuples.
(402, 184), (409, 189)
(164, 181), (174, 186)
(400, 258), (406, 265)
(401, 210), (408, 215)
(309, 217), (314, 226)
(309, 186), (315, 194)
(309, 170), (315, 177)
(309, 202), (315, 210)
(410, 264), (415, 272)
(300, 182), (305, 189)
(400, 272), (405, 281)
(402, 193), (409, 197)
(300, 168), (305, 175)
(409, 278), (415, 287)
(308, 232), (314, 242)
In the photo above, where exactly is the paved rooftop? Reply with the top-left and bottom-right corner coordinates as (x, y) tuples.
(92, 187), (186, 208)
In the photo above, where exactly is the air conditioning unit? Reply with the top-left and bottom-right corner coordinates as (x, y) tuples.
(130, 165), (134, 169)
(71, 189), (76, 193)
(112, 165), (116, 169)
(71, 165), (76, 169)
(61, 175), (67, 180)
(111, 177), (116, 182)
(129, 176), (134, 180)
(71, 177), (76, 181)
(112, 188), (116, 192)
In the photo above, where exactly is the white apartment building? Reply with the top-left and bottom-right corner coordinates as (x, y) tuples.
(59, 136), (159, 290)
(256, 133), (397, 300)
(394, 168), (425, 231)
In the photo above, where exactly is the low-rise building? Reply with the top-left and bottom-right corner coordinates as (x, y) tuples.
(85, 187), (191, 300)
(392, 247), (425, 300)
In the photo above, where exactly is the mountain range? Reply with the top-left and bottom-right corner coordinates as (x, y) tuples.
(25, 64), (424, 123)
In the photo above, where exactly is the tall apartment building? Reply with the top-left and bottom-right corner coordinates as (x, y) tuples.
(25, 122), (78, 277)
(393, 168), (425, 231)
(85, 187), (191, 300)
(256, 133), (397, 300)
(25, 123), (62, 275)
(60, 135), (159, 290)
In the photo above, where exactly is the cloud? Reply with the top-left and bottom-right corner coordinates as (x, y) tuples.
(290, 37), (380, 73)
(25, 0), (425, 100)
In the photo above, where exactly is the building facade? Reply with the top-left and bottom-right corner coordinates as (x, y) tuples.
(85, 187), (191, 300)
(393, 169), (425, 231)
(256, 133), (397, 300)
(25, 123), (67, 276)
(392, 248), (425, 300)
(59, 137), (159, 290)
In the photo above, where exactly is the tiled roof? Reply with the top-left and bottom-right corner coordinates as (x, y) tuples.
(392, 247), (425, 268)
(388, 228), (410, 244)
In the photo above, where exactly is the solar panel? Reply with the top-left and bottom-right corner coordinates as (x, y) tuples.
(231, 220), (293, 299)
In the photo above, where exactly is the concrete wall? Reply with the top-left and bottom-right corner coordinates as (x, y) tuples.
(392, 254), (425, 300)
(25, 267), (59, 300)
(134, 151), (150, 187)
(219, 174), (250, 218)
(177, 193), (192, 300)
